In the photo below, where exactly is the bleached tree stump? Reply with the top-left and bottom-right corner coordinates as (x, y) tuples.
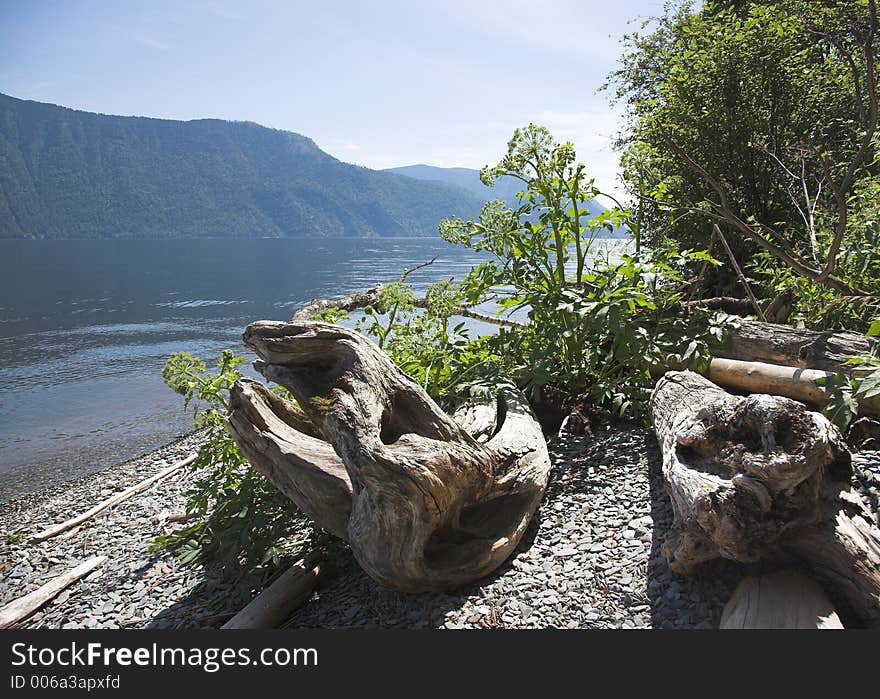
(227, 320), (550, 592)
(651, 371), (880, 626)
(720, 569), (843, 629)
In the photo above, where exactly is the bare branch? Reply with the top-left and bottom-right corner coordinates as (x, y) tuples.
(659, 128), (867, 297)
(713, 224), (766, 321)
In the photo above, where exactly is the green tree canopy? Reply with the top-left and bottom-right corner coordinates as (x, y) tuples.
(606, 0), (878, 304)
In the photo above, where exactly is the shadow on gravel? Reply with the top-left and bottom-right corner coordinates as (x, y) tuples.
(140, 558), (260, 630)
(645, 433), (744, 629)
(280, 516), (543, 630)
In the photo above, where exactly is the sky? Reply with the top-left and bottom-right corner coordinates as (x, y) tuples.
(0, 0), (668, 200)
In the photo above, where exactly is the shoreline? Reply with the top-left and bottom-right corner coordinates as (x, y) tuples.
(2, 424), (877, 629)
(0, 427), (202, 507)
(0, 430), (265, 629)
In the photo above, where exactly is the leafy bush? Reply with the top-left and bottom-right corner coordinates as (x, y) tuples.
(438, 125), (734, 417)
(819, 317), (880, 430)
(151, 350), (315, 581)
(749, 170), (880, 332)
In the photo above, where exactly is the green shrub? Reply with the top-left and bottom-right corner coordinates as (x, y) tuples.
(151, 350), (315, 582)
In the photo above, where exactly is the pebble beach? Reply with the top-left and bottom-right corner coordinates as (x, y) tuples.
(1, 425), (878, 630)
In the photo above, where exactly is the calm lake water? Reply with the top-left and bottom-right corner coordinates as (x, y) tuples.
(0, 237), (626, 501)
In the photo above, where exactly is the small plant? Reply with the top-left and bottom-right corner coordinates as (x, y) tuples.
(152, 350), (313, 581)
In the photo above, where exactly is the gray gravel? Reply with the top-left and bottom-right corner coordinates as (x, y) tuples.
(0, 432), (264, 629)
(287, 426), (747, 629)
(2, 425), (877, 630)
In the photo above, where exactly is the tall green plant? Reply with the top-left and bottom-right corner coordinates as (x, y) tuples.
(151, 350), (314, 580)
(439, 125), (733, 414)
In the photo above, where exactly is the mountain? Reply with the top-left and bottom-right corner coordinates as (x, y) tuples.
(384, 164), (628, 238)
(384, 165), (526, 205)
(0, 93), (484, 239)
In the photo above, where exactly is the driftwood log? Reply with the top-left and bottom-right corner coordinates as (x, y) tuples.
(652, 356), (880, 417)
(0, 556), (107, 629)
(227, 320), (550, 592)
(720, 569), (843, 629)
(651, 371), (880, 626)
(222, 554), (321, 629)
(716, 319), (875, 374)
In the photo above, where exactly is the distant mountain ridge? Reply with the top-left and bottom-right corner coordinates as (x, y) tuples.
(384, 164), (527, 205)
(384, 164), (627, 238)
(0, 93), (484, 239)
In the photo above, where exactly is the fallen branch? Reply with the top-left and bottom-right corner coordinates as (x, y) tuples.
(293, 284), (523, 328)
(0, 556), (106, 628)
(222, 555), (321, 629)
(32, 454), (197, 542)
(713, 224), (765, 321)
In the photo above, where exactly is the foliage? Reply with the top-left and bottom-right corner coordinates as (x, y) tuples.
(307, 126), (731, 420)
(747, 167), (880, 330)
(814, 318), (880, 431)
(151, 350), (313, 581)
(606, 0), (879, 303)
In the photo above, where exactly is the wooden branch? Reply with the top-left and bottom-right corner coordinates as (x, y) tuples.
(221, 555), (321, 629)
(292, 285), (382, 322)
(713, 224), (765, 321)
(651, 371), (880, 626)
(32, 454), (197, 542)
(292, 284), (523, 328)
(456, 307), (524, 328)
(0, 556), (107, 628)
(720, 569), (844, 629)
(228, 320), (550, 592)
(683, 296), (755, 317)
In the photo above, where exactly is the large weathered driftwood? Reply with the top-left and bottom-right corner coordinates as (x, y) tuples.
(227, 320), (550, 592)
(651, 371), (880, 626)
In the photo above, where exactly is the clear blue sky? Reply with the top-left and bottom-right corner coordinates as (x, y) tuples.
(0, 0), (668, 198)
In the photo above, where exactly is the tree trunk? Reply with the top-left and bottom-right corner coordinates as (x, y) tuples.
(227, 320), (550, 593)
(650, 371), (880, 626)
(716, 320), (875, 374)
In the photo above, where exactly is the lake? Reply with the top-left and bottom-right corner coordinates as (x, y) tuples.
(0, 237), (625, 501)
